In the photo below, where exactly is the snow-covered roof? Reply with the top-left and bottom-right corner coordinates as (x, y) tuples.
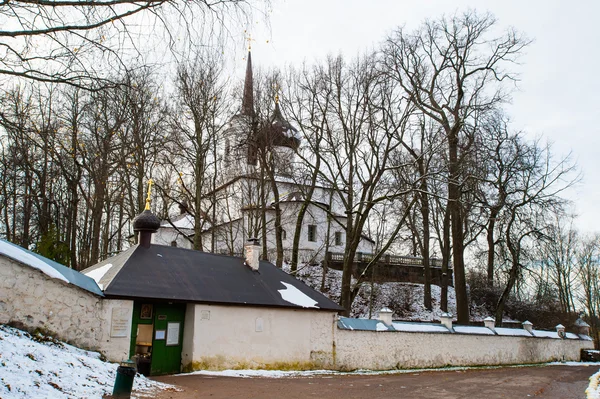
(0, 239), (103, 296)
(494, 327), (533, 337)
(531, 330), (561, 339)
(453, 326), (496, 335)
(160, 213), (195, 230)
(392, 322), (450, 333)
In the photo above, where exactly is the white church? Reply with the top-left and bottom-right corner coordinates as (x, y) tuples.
(152, 51), (375, 263)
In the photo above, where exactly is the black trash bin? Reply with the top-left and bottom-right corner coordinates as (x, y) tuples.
(112, 360), (137, 398)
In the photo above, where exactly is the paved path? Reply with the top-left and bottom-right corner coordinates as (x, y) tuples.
(148, 365), (597, 399)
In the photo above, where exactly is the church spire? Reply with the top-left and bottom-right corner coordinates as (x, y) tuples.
(241, 50), (254, 117)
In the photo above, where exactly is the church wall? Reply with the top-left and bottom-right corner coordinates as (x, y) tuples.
(333, 328), (593, 370)
(152, 228), (193, 249)
(182, 304), (337, 370)
(0, 256), (132, 362)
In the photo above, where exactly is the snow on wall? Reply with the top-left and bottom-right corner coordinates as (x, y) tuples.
(0, 256), (132, 362)
(0, 239), (68, 283)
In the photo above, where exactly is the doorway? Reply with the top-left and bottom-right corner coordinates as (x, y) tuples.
(129, 301), (186, 375)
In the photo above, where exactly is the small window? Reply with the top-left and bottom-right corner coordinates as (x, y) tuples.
(307, 225), (317, 242)
(335, 231), (343, 246)
(170, 240), (177, 247)
(281, 229), (287, 240)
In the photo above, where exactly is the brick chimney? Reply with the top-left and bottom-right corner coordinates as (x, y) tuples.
(245, 238), (260, 271)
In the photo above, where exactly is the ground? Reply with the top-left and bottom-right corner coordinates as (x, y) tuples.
(150, 365), (598, 399)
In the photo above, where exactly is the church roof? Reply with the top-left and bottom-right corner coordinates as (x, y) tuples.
(259, 102), (301, 150)
(81, 244), (343, 312)
(241, 50), (254, 117)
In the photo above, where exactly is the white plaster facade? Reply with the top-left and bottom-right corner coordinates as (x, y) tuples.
(155, 175), (375, 261)
(181, 304), (337, 370)
(0, 256), (132, 362)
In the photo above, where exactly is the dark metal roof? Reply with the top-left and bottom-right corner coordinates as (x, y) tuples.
(337, 317), (394, 331)
(101, 244), (343, 312)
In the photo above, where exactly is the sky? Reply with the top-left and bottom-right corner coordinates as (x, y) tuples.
(235, 0), (600, 233)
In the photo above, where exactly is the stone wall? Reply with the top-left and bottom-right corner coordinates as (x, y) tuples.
(0, 256), (132, 362)
(333, 328), (594, 370)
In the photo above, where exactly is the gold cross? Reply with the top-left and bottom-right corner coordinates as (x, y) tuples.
(145, 179), (154, 210)
(245, 32), (254, 51)
(274, 83), (280, 104)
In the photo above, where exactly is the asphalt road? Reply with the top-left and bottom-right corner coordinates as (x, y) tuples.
(147, 365), (598, 399)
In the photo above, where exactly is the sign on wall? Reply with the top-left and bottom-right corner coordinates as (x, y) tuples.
(166, 322), (180, 346)
(110, 308), (130, 338)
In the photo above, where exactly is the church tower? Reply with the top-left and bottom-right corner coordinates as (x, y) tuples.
(222, 50), (257, 180)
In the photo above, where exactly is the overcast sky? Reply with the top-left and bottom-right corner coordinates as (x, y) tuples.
(238, 0), (600, 233)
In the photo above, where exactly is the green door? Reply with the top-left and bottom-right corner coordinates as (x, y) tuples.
(150, 303), (186, 375)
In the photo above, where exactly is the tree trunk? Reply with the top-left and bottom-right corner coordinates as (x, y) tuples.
(448, 126), (469, 324)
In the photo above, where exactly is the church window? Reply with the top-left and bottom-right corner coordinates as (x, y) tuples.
(335, 231), (343, 246)
(307, 225), (317, 242)
(170, 240), (177, 247)
(281, 229), (287, 240)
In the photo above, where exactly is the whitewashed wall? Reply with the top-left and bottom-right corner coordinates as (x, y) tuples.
(152, 227), (193, 249)
(181, 304), (337, 370)
(0, 257), (132, 362)
(333, 329), (594, 370)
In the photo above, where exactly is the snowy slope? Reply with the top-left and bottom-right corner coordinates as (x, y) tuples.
(288, 262), (460, 320)
(0, 325), (177, 398)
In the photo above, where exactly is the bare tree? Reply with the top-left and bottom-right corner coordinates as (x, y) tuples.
(0, 0), (259, 87)
(382, 11), (530, 323)
(493, 140), (576, 325)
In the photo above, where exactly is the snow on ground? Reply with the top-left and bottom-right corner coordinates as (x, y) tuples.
(288, 262), (514, 322)
(588, 368), (600, 399)
(0, 325), (177, 399)
(187, 362), (600, 379)
(288, 262), (460, 320)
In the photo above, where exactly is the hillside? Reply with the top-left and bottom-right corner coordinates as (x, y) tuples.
(286, 263), (500, 322)
(0, 325), (176, 398)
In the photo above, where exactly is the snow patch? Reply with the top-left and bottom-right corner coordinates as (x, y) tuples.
(186, 362), (600, 379)
(0, 240), (68, 283)
(278, 282), (319, 308)
(392, 322), (449, 333)
(0, 324), (176, 398)
(587, 368), (600, 399)
(494, 327), (533, 337)
(375, 322), (388, 331)
(532, 330), (561, 339)
(453, 326), (496, 335)
(84, 263), (113, 285)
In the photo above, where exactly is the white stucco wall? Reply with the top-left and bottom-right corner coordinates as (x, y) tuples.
(333, 329), (594, 371)
(181, 304), (337, 370)
(152, 227), (193, 249)
(0, 256), (132, 362)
